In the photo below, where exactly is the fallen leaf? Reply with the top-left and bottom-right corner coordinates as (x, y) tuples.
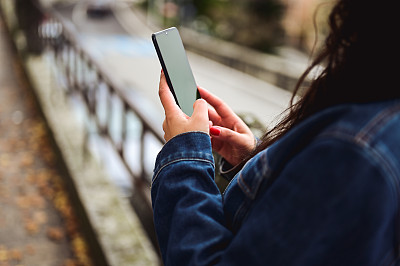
(0, 154), (10, 168)
(25, 245), (35, 255)
(33, 211), (48, 225)
(20, 153), (34, 167)
(16, 196), (30, 209)
(26, 173), (36, 184)
(63, 259), (78, 266)
(0, 246), (7, 262)
(47, 227), (64, 241)
(9, 249), (22, 261)
(24, 220), (39, 235)
(29, 194), (46, 208)
(39, 186), (54, 199)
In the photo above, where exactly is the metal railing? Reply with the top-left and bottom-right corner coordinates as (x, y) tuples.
(12, 0), (164, 251)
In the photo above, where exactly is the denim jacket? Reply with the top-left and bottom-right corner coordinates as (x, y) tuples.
(151, 100), (400, 266)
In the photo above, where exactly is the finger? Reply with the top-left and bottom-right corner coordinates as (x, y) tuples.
(192, 99), (209, 123)
(210, 126), (240, 141)
(197, 87), (235, 119)
(211, 137), (223, 152)
(159, 71), (180, 115)
(208, 101), (251, 134)
(209, 126), (221, 136)
(208, 107), (222, 125)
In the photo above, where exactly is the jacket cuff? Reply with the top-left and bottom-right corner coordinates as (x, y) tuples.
(153, 132), (214, 182)
(218, 135), (259, 181)
(219, 157), (243, 181)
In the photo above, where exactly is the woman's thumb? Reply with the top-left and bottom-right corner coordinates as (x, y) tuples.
(192, 99), (209, 120)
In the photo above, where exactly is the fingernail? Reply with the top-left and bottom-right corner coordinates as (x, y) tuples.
(210, 127), (221, 136)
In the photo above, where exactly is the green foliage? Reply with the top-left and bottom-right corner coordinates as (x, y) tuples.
(248, 0), (284, 19)
(190, 0), (285, 53)
(138, 0), (286, 53)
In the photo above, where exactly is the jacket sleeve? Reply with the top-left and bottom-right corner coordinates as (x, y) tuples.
(151, 132), (233, 265)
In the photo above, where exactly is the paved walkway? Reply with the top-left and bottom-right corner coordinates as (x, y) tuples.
(0, 16), (93, 266)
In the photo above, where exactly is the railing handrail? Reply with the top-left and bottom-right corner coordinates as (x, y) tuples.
(31, 1), (163, 252)
(48, 6), (165, 144)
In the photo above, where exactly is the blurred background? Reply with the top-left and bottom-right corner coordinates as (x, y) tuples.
(144, 0), (329, 53)
(0, 0), (331, 265)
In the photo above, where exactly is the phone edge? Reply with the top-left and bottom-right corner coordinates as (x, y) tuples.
(151, 33), (181, 108)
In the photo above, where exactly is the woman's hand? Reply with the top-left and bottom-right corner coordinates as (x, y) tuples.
(159, 71), (209, 142)
(198, 87), (255, 166)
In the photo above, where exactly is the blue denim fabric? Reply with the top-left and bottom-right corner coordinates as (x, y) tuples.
(152, 100), (400, 266)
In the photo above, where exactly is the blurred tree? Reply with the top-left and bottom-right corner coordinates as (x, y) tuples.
(190, 0), (285, 53)
(249, 0), (284, 19)
(139, 0), (285, 53)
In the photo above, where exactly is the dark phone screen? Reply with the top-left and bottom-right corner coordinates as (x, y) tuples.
(152, 27), (198, 116)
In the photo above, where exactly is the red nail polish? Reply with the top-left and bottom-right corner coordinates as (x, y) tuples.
(210, 127), (221, 136)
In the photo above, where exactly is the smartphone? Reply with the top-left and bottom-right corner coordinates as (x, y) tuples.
(152, 27), (199, 116)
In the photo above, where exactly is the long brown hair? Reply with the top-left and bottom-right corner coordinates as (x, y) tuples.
(244, 0), (399, 161)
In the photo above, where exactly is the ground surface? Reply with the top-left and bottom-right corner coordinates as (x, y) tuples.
(0, 16), (93, 266)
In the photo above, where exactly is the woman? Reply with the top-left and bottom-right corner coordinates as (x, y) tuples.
(152, 0), (400, 265)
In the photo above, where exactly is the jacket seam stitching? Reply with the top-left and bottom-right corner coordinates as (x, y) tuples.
(236, 152), (271, 200)
(355, 103), (400, 143)
(152, 158), (214, 187)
